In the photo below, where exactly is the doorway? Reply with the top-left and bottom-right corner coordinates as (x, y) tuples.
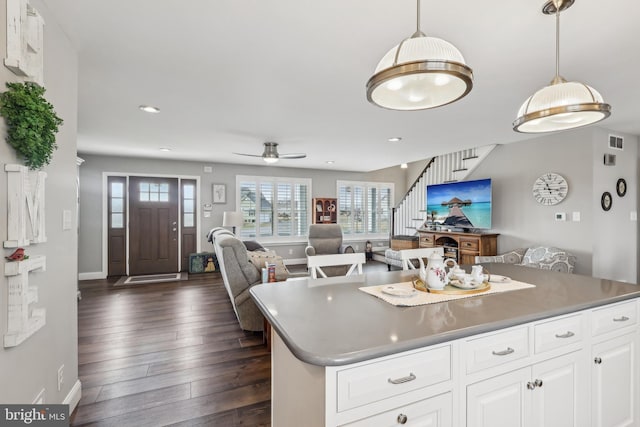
(106, 175), (199, 277)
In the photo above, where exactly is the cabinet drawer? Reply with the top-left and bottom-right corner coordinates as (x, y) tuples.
(459, 238), (479, 252)
(534, 314), (584, 354)
(341, 392), (452, 426)
(420, 234), (435, 247)
(592, 300), (637, 337)
(464, 327), (529, 373)
(336, 346), (450, 412)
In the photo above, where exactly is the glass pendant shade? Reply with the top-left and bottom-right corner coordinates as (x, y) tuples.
(513, 0), (611, 133)
(513, 80), (611, 133)
(367, 36), (473, 110)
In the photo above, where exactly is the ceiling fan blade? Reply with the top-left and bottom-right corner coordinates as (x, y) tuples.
(279, 153), (306, 159)
(233, 152), (265, 158)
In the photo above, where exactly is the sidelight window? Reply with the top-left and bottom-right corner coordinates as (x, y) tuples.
(109, 180), (125, 229)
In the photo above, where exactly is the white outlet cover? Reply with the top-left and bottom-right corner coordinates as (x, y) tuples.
(572, 212), (581, 222)
(631, 211), (637, 221)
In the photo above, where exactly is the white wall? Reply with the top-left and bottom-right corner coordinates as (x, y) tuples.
(0, 0), (79, 405)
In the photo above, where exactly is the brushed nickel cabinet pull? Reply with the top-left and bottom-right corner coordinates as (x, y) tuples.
(388, 373), (416, 385)
(492, 347), (515, 356)
(555, 331), (575, 339)
(613, 316), (630, 322)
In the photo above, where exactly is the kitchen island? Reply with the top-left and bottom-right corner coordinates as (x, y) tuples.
(250, 264), (640, 427)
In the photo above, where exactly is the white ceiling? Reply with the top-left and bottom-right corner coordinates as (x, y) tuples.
(45, 0), (640, 172)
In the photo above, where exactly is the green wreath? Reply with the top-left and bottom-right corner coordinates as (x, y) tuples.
(0, 81), (63, 170)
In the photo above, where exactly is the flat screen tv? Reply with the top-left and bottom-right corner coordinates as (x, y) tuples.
(425, 178), (492, 230)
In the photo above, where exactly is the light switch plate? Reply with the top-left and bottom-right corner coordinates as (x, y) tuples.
(555, 212), (566, 221)
(572, 212), (581, 222)
(631, 211), (637, 221)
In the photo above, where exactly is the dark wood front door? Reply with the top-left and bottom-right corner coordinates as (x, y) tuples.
(129, 177), (179, 275)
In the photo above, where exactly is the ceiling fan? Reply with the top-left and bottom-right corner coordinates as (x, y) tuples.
(234, 142), (306, 164)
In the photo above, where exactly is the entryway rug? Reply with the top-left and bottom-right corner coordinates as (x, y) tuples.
(114, 272), (188, 286)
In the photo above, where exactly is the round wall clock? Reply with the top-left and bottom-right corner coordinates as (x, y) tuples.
(601, 191), (612, 211)
(532, 173), (568, 205)
(616, 178), (627, 197)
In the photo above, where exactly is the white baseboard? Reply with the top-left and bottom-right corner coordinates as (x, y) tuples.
(78, 271), (106, 281)
(284, 258), (307, 266)
(63, 380), (82, 413)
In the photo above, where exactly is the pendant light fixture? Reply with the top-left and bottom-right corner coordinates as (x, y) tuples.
(513, 0), (611, 133)
(366, 0), (473, 111)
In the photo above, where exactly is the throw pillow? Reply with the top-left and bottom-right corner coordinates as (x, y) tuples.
(247, 250), (290, 281)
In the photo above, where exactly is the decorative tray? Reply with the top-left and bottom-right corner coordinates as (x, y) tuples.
(412, 277), (491, 295)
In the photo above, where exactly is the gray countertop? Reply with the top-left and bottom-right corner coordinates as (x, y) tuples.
(249, 264), (640, 366)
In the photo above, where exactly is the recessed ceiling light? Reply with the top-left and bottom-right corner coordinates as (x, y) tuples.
(139, 105), (160, 113)
(159, 147), (171, 152)
(388, 137), (402, 142)
(400, 163), (408, 169)
(326, 160), (335, 164)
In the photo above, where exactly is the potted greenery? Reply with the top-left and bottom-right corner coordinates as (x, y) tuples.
(0, 81), (63, 170)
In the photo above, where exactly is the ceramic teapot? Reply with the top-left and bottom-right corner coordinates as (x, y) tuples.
(418, 252), (456, 290)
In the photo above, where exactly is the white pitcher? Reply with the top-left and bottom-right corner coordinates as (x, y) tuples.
(471, 265), (484, 283)
(418, 252), (449, 290)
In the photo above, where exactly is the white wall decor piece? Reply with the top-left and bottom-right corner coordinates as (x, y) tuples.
(4, 0), (44, 85)
(3, 255), (46, 347)
(4, 164), (47, 248)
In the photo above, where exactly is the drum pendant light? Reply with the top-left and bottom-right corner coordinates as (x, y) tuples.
(513, 0), (611, 133)
(366, 0), (473, 111)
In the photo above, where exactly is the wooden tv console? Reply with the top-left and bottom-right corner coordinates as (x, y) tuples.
(416, 229), (499, 265)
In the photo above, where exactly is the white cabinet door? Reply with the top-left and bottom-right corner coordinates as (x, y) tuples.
(530, 351), (587, 427)
(467, 367), (530, 427)
(592, 332), (637, 427)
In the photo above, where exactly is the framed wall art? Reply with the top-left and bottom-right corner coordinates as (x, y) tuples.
(212, 183), (226, 204)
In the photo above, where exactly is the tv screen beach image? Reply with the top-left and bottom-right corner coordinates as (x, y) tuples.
(426, 179), (492, 229)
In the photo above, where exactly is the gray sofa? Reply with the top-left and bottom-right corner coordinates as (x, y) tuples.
(211, 229), (264, 332)
(305, 224), (354, 277)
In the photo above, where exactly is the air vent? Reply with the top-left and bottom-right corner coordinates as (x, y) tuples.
(609, 135), (624, 150)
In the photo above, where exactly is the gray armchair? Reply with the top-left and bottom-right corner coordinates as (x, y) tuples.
(475, 246), (576, 274)
(305, 224), (354, 277)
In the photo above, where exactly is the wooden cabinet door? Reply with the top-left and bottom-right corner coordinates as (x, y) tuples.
(467, 367), (530, 427)
(592, 333), (637, 427)
(129, 177), (179, 275)
(530, 351), (587, 427)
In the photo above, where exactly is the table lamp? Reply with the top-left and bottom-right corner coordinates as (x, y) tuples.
(223, 211), (243, 234)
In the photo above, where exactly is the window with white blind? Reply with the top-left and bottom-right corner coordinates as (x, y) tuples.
(236, 175), (311, 241)
(337, 180), (393, 238)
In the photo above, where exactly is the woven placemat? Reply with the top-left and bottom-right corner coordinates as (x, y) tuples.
(359, 279), (535, 307)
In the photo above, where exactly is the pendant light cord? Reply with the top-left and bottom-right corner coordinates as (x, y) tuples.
(555, 7), (560, 80)
(416, 0), (421, 33)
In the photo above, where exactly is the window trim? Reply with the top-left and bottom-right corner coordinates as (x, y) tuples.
(236, 175), (312, 243)
(337, 180), (394, 240)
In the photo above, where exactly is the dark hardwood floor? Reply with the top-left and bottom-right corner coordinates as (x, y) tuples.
(71, 273), (271, 427)
(71, 260), (389, 426)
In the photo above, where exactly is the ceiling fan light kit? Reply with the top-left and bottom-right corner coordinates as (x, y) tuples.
(366, 0), (473, 111)
(234, 142), (306, 164)
(513, 0), (611, 133)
